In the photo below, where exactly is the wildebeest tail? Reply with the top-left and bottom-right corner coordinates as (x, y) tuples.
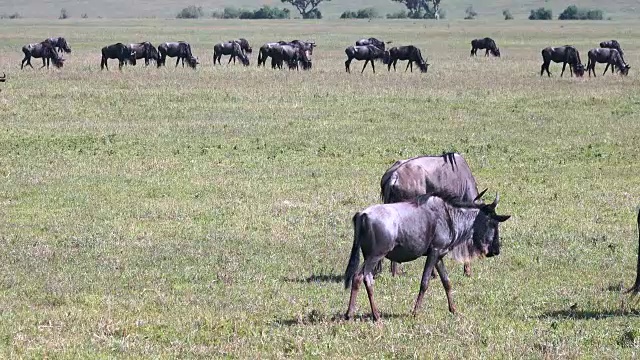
(627, 208), (640, 294)
(344, 212), (365, 289)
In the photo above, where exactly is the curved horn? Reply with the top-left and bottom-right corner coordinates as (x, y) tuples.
(474, 188), (488, 202)
(487, 193), (500, 209)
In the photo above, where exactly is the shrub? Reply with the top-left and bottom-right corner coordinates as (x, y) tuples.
(59, 8), (69, 19)
(341, 8), (379, 19)
(0, 12), (21, 19)
(464, 6), (477, 19)
(303, 8), (322, 19)
(176, 5), (203, 19)
(386, 10), (408, 19)
(231, 6), (290, 19)
(529, 7), (552, 20)
(558, 5), (604, 20)
(503, 9), (513, 20)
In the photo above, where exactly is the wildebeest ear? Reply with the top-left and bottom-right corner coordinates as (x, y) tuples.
(494, 214), (511, 222)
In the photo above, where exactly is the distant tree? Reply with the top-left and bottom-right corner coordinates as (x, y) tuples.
(529, 7), (552, 20)
(176, 5), (204, 19)
(558, 5), (603, 20)
(503, 9), (513, 20)
(391, 0), (442, 19)
(59, 8), (69, 19)
(464, 5), (477, 19)
(281, 0), (330, 19)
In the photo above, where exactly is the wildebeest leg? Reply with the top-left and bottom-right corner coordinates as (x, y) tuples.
(560, 62), (567, 77)
(485, 49), (490, 57)
(463, 261), (471, 277)
(345, 58), (352, 73)
(228, 55), (233, 65)
(21, 55), (30, 70)
(412, 249), (440, 315)
(603, 63), (610, 75)
(362, 266), (381, 321)
(470, 47), (475, 56)
(361, 60), (369, 73)
(435, 260), (456, 314)
(40, 58), (47, 69)
(393, 60), (397, 71)
(175, 57), (180, 68)
(344, 272), (362, 320)
(390, 261), (404, 276)
(371, 61), (376, 73)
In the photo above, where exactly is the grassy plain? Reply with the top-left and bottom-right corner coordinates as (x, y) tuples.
(1, 19), (640, 358)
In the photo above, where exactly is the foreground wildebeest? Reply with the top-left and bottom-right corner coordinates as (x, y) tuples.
(271, 43), (311, 70)
(257, 42), (279, 67)
(100, 43), (136, 70)
(540, 45), (585, 77)
(471, 37), (500, 57)
(356, 37), (390, 51)
(44, 37), (71, 54)
(345, 45), (389, 73)
(344, 189), (510, 321)
(387, 45), (430, 73)
(157, 42), (198, 69)
(378, 153), (481, 277)
(213, 41), (249, 66)
(626, 209), (640, 295)
(127, 42), (159, 66)
(21, 42), (65, 69)
(587, 48), (630, 77)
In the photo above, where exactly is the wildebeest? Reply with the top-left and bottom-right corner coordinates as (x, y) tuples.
(356, 37), (390, 51)
(157, 42), (198, 69)
(213, 41), (249, 66)
(100, 43), (136, 70)
(540, 45), (585, 77)
(387, 45), (429, 73)
(378, 153), (481, 277)
(127, 42), (159, 66)
(279, 40), (316, 55)
(44, 37), (71, 54)
(344, 189), (510, 321)
(231, 38), (252, 54)
(626, 209), (640, 295)
(21, 42), (65, 69)
(271, 43), (311, 70)
(257, 43), (280, 67)
(345, 45), (389, 73)
(586, 48), (630, 77)
(599, 40), (624, 59)
(471, 37), (500, 57)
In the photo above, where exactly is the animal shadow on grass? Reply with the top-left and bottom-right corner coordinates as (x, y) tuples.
(273, 310), (408, 327)
(282, 272), (344, 284)
(540, 308), (640, 320)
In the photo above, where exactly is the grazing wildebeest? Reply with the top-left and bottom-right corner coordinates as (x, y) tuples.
(345, 45), (389, 73)
(344, 189), (510, 321)
(279, 40), (316, 55)
(44, 37), (71, 54)
(387, 45), (430, 73)
(213, 41), (249, 66)
(257, 43), (280, 67)
(127, 42), (159, 66)
(21, 42), (65, 69)
(471, 37), (500, 57)
(540, 45), (585, 77)
(356, 37), (390, 51)
(598, 41), (626, 73)
(626, 209), (640, 295)
(232, 38), (252, 54)
(271, 43), (312, 70)
(587, 48), (630, 77)
(377, 153), (481, 277)
(157, 42), (198, 69)
(100, 43), (136, 70)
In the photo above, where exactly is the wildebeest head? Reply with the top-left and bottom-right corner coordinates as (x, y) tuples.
(58, 38), (71, 53)
(620, 64), (631, 76)
(573, 63), (585, 77)
(187, 56), (199, 69)
(471, 192), (511, 258)
(491, 47), (501, 57)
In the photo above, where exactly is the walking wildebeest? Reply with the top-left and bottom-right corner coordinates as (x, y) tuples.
(157, 42), (198, 69)
(345, 45), (389, 73)
(213, 41), (249, 66)
(471, 37), (500, 57)
(44, 37), (71, 54)
(127, 42), (159, 66)
(356, 37), (390, 51)
(271, 43), (311, 70)
(377, 153), (482, 277)
(626, 209), (640, 295)
(387, 45), (430, 73)
(21, 42), (65, 69)
(100, 43), (136, 70)
(586, 48), (630, 77)
(344, 189), (510, 321)
(540, 45), (585, 77)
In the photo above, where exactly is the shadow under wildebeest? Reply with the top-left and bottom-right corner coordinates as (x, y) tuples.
(387, 45), (429, 73)
(273, 311), (409, 327)
(345, 45), (389, 73)
(540, 45), (585, 77)
(471, 37), (500, 57)
(587, 48), (630, 77)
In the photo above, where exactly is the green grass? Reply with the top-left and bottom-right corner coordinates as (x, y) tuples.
(1, 19), (640, 357)
(1, 0), (639, 19)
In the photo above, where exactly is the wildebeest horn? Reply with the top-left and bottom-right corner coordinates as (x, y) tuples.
(474, 188), (488, 201)
(487, 193), (500, 209)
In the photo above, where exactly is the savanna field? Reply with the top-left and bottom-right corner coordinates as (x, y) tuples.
(1, 18), (640, 357)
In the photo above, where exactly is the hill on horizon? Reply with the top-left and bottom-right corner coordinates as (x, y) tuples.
(1, 0), (639, 20)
